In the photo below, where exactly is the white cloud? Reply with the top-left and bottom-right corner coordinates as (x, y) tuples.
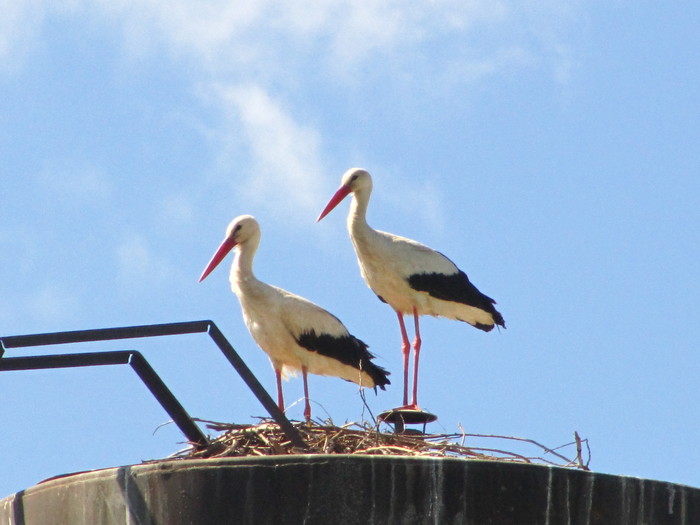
(2, 0), (582, 234)
(82, 1), (577, 86)
(0, 0), (44, 72)
(0, 282), (80, 330)
(3, 1), (581, 86)
(0, 0), (83, 73)
(93, 0), (263, 64)
(374, 168), (449, 237)
(155, 193), (196, 231)
(37, 162), (113, 205)
(320, 1), (512, 71)
(25, 284), (81, 326)
(116, 233), (177, 288)
(209, 83), (326, 220)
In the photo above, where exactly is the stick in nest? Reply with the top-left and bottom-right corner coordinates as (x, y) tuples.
(164, 419), (591, 471)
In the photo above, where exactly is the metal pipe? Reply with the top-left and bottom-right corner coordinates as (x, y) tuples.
(0, 321), (211, 350)
(0, 351), (208, 448)
(128, 353), (208, 448)
(0, 320), (307, 449)
(206, 323), (307, 449)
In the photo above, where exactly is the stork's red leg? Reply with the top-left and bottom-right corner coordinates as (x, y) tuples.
(396, 311), (411, 406)
(411, 307), (422, 407)
(275, 369), (285, 412)
(302, 366), (311, 422)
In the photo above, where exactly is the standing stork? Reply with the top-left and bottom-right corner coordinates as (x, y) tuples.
(199, 215), (390, 422)
(317, 169), (505, 411)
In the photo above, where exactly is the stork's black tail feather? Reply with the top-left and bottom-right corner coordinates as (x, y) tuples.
(360, 352), (391, 390)
(295, 330), (391, 389)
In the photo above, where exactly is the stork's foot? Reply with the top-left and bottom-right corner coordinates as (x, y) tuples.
(395, 403), (421, 411)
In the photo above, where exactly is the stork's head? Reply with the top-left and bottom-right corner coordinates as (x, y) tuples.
(199, 215), (260, 282)
(316, 168), (372, 221)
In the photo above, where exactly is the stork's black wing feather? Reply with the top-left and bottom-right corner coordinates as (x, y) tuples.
(294, 330), (391, 389)
(407, 270), (506, 330)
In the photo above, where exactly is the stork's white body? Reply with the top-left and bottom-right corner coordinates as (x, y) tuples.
(348, 219), (498, 328)
(318, 169), (505, 409)
(232, 265), (376, 386)
(200, 215), (389, 421)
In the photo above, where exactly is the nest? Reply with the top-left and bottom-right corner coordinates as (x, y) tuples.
(170, 419), (590, 471)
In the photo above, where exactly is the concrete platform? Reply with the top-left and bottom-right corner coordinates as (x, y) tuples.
(2, 455), (699, 524)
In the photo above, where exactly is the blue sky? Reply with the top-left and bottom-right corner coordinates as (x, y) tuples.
(1, 1), (699, 498)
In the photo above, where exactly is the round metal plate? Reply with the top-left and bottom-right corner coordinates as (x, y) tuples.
(378, 408), (438, 425)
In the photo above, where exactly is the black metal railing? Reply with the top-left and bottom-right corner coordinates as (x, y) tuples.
(0, 320), (306, 449)
(0, 350), (208, 448)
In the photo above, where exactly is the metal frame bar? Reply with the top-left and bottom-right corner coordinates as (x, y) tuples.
(0, 350), (208, 448)
(1, 320), (307, 449)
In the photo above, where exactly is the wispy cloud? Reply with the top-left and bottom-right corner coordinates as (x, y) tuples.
(0, 279), (80, 330)
(80, 1), (578, 86)
(20, 284), (81, 327)
(3, 1), (581, 85)
(3, 0), (583, 232)
(116, 233), (178, 289)
(207, 83), (326, 221)
(37, 162), (113, 205)
(0, 0), (42, 72)
(154, 193), (196, 232)
(379, 174), (449, 237)
(0, 1), (86, 73)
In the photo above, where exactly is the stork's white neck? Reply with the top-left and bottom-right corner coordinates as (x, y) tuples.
(230, 236), (259, 291)
(347, 186), (372, 236)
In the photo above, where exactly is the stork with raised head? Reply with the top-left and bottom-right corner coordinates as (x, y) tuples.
(317, 169), (505, 411)
(199, 215), (390, 422)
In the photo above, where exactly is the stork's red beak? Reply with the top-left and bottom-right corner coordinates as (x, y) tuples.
(199, 237), (237, 282)
(316, 184), (352, 222)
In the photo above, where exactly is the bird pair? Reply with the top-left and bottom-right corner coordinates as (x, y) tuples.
(199, 168), (505, 422)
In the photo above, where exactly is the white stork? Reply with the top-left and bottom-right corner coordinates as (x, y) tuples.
(317, 168), (505, 410)
(199, 214), (390, 422)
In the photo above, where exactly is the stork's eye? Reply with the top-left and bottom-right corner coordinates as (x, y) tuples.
(234, 224), (242, 233)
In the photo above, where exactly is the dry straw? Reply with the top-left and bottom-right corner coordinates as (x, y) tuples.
(167, 419), (590, 471)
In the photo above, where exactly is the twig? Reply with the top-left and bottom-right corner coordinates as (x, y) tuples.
(162, 419), (591, 472)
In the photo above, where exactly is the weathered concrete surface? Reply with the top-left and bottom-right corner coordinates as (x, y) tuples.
(1, 456), (699, 525)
